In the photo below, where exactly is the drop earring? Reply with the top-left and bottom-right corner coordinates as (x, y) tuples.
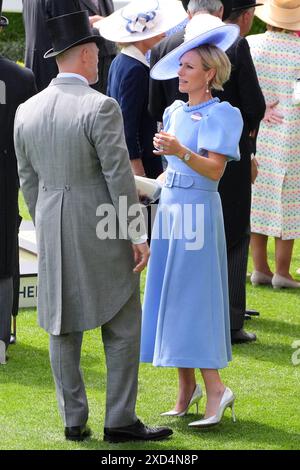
(206, 81), (210, 94)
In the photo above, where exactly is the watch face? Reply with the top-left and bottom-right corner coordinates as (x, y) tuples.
(184, 152), (191, 161)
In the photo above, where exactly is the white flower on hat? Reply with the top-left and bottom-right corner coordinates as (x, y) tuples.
(122, 11), (157, 33)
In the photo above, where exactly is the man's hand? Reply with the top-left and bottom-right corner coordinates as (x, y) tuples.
(89, 15), (104, 26)
(251, 156), (259, 184)
(132, 242), (150, 273)
(131, 158), (146, 176)
(264, 100), (284, 124)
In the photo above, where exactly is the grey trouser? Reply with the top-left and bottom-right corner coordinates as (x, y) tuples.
(49, 287), (141, 428)
(0, 277), (13, 349)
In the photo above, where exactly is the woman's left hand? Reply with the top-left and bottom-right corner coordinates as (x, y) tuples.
(153, 131), (183, 156)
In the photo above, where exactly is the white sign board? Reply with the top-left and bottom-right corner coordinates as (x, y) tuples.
(19, 221), (38, 309)
(19, 275), (38, 309)
(2, 0), (21, 12)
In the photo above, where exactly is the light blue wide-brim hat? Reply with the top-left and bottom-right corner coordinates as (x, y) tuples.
(150, 14), (240, 80)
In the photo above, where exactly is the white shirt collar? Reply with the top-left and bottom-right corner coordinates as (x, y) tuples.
(57, 73), (89, 85)
(121, 45), (149, 68)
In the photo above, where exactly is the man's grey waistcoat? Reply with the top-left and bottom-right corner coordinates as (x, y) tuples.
(14, 77), (143, 335)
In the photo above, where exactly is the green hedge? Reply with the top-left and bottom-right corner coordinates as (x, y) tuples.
(0, 11), (265, 64)
(250, 16), (266, 35)
(0, 12), (25, 62)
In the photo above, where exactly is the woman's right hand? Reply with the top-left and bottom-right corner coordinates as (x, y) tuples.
(153, 131), (184, 157)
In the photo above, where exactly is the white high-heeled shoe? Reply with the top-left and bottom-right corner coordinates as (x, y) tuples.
(160, 384), (203, 417)
(250, 271), (273, 286)
(188, 387), (236, 428)
(272, 273), (300, 289)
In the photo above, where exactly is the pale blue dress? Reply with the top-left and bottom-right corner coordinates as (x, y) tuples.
(140, 98), (243, 369)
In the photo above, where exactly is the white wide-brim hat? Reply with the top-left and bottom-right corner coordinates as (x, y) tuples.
(96, 0), (187, 43)
(150, 14), (239, 80)
(255, 0), (300, 31)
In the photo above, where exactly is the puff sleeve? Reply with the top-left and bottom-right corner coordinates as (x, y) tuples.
(197, 102), (243, 161)
(162, 100), (184, 132)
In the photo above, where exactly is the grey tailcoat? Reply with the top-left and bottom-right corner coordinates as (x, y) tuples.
(14, 77), (145, 335)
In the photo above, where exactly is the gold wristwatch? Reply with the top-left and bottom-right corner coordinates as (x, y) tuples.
(178, 148), (192, 163)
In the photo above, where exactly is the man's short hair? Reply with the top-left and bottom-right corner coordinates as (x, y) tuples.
(226, 7), (253, 22)
(187, 0), (223, 15)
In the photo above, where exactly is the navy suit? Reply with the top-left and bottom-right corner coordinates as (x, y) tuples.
(213, 37), (265, 331)
(107, 53), (162, 179)
(78, 1), (117, 94)
(149, 30), (185, 122)
(214, 37), (266, 250)
(0, 56), (36, 348)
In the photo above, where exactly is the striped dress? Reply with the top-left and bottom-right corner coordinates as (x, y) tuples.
(247, 31), (300, 239)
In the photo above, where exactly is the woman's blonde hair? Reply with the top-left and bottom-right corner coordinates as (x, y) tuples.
(193, 44), (231, 91)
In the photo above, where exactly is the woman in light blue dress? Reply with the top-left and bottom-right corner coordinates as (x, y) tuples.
(140, 14), (243, 428)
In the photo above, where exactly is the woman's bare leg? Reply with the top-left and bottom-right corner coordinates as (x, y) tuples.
(250, 233), (273, 276)
(200, 369), (226, 418)
(275, 238), (294, 279)
(173, 368), (197, 412)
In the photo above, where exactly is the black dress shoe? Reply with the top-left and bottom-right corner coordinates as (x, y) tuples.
(231, 329), (257, 345)
(244, 313), (252, 321)
(65, 424), (91, 441)
(246, 309), (260, 316)
(104, 419), (173, 443)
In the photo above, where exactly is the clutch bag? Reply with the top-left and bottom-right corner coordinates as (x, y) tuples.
(134, 175), (163, 205)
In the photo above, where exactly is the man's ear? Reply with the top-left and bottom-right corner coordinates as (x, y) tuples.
(243, 9), (251, 23)
(80, 46), (89, 63)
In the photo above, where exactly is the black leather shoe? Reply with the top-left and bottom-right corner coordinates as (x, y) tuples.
(244, 313), (251, 320)
(246, 309), (260, 316)
(231, 329), (257, 344)
(103, 419), (173, 443)
(65, 425), (91, 441)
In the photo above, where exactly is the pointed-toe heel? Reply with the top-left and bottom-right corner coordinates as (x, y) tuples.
(160, 384), (202, 417)
(188, 387), (236, 428)
(272, 273), (300, 289)
(250, 271), (273, 286)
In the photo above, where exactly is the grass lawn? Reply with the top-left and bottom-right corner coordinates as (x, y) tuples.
(0, 194), (299, 450)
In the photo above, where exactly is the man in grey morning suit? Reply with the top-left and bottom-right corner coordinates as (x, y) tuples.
(14, 11), (172, 443)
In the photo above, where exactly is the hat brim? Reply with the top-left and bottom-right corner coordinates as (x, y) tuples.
(255, 2), (300, 31)
(44, 35), (102, 58)
(0, 15), (9, 27)
(232, 3), (263, 13)
(97, 1), (187, 43)
(150, 24), (239, 80)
